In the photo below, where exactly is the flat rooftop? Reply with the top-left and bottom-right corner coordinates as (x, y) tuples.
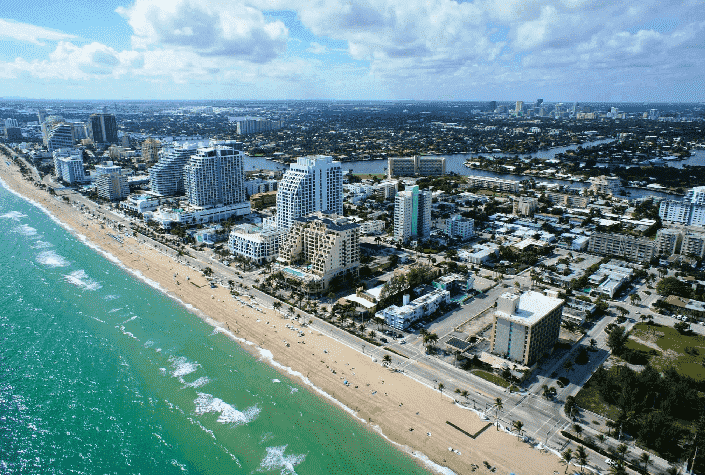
(496, 291), (564, 326)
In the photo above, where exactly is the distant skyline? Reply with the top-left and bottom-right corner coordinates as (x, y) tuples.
(1, 0), (704, 102)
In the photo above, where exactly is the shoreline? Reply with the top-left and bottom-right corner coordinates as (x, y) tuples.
(0, 156), (565, 475)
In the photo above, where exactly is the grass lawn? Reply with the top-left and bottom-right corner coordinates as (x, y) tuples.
(630, 323), (705, 381)
(575, 380), (622, 421)
(624, 338), (656, 354)
(472, 370), (510, 388)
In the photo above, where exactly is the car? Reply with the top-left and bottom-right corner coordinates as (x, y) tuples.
(605, 458), (617, 467)
(380, 337), (388, 343)
(399, 340), (406, 345)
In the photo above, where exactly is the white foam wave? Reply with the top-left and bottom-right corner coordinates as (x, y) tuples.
(1, 211), (27, 220)
(182, 376), (210, 389)
(64, 270), (102, 290)
(31, 240), (52, 249)
(104, 294), (119, 300)
(193, 393), (260, 425)
(256, 445), (306, 475)
(169, 356), (200, 379)
(16, 224), (37, 236)
(36, 250), (69, 268)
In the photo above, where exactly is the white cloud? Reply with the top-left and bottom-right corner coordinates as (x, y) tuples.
(116, 0), (288, 63)
(0, 18), (76, 45)
(306, 42), (327, 54)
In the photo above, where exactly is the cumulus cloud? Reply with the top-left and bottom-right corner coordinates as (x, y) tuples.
(306, 42), (327, 54)
(116, 0), (288, 62)
(0, 18), (77, 45)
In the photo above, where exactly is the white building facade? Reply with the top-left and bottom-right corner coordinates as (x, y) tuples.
(53, 148), (85, 184)
(376, 289), (450, 330)
(276, 155), (343, 233)
(394, 185), (432, 242)
(446, 215), (475, 240)
(149, 142), (199, 196)
(183, 142), (246, 208)
(228, 220), (280, 264)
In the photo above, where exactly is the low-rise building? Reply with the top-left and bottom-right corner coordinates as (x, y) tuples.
(588, 262), (633, 298)
(587, 233), (656, 262)
(149, 202), (251, 228)
(228, 220), (280, 264)
(388, 156), (445, 177)
(458, 243), (499, 265)
(655, 228), (683, 256)
(359, 220), (385, 235)
(244, 178), (278, 197)
(120, 194), (160, 214)
(375, 289), (450, 330)
(490, 291), (564, 366)
(464, 176), (521, 193)
(514, 196), (538, 216)
(590, 175), (622, 195)
(682, 231), (705, 259)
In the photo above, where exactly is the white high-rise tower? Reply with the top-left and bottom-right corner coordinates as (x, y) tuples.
(183, 141), (246, 208)
(276, 155), (343, 232)
(394, 185), (431, 242)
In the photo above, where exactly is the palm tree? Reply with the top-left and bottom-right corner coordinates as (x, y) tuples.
(460, 389), (469, 404)
(561, 448), (573, 474)
(638, 452), (650, 473)
(575, 445), (588, 473)
(630, 293), (641, 306)
(493, 397), (503, 430)
(596, 433), (606, 445)
(382, 354), (392, 367)
(512, 420), (524, 439)
(273, 301), (282, 312)
(616, 443), (628, 463)
(542, 384), (552, 399)
(437, 382), (444, 394)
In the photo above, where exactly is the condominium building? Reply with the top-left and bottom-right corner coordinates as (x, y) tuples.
(53, 148), (85, 184)
(514, 196), (538, 216)
(446, 214), (475, 240)
(464, 176), (521, 193)
(244, 178), (278, 197)
(682, 232), (705, 259)
(545, 192), (589, 208)
(235, 118), (283, 135)
(149, 142), (199, 196)
(590, 176), (622, 195)
(88, 113), (118, 144)
(276, 155), (343, 233)
(45, 122), (74, 152)
(394, 185), (432, 242)
(4, 127), (22, 142)
(95, 172), (129, 201)
(94, 161), (122, 177)
(376, 289), (450, 330)
(183, 142), (246, 208)
(140, 138), (161, 166)
(587, 233), (656, 262)
(359, 220), (385, 235)
(654, 228), (683, 256)
(660, 187), (705, 227)
(228, 219), (280, 264)
(388, 156), (445, 177)
(374, 180), (399, 200)
(278, 213), (360, 290)
(4, 118), (18, 128)
(490, 291), (564, 366)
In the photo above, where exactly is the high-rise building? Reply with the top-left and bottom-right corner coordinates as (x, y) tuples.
(236, 118), (283, 135)
(37, 109), (47, 124)
(4, 127), (22, 142)
(659, 186), (705, 228)
(183, 142), (246, 208)
(488, 101), (497, 112)
(140, 138), (161, 166)
(278, 213), (360, 290)
(95, 172), (129, 201)
(148, 142), (198, 196)
(682, 232), (705, 259)
(394, 185), (431, 243)
(45, 122), (74, 152)
(535, 99), (543, 109)
(387, 156), (445, 177)
(276, 155), (343, 233)
(515, 101), (524, 114)
(53, 148), (85, 184)
(88, 113), (118, 144)
(4, 118), (18, 129)
(490, 291), (564, 366)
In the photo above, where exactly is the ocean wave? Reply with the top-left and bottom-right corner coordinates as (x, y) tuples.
(169, 356), (200, 380)
(1, 211), (27, 220)
(182, 376), (210, 389)
(256, 445), (306, 475)
(15, 224), (38, 236)
(36, 250), (69, 268)
(64, 270), (102, 290)
(193, 393), (260, 425)
(31, 240), (52, 249)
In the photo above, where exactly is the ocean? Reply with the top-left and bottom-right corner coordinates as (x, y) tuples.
(0, 180), (433, 475)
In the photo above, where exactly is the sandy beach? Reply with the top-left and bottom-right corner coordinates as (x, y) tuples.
(0, 154), (567, 475)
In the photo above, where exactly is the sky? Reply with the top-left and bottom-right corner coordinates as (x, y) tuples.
(0, 0), (704, 101)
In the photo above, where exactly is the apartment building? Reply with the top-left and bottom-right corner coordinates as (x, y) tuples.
(276, 155), (343, 233)
(660, 187), (705, 227)
(53, 148), (85, 185)
(446, 214), (475, 240)
(587, 232), (656, 262)
(490, 291), (564, 366)
(88, 113), (118, 144)
(654, 228), (683, 256)
(375, 289), (450, 330)
(228, 220), (280, 264)
(394, 185), (432, 242)
(95, 172), (129, 201)
(464, 176), (521, 193)
(149, 142), (199, 196)
(278, 213), (360, 290)
(183, 142), (246, 208)
(514, 196), (538, 216)
(545, 192), (589, 208)
(387, 156), (445, 177)
(682, 232), (705, 259)
(590, 176), (622, 195)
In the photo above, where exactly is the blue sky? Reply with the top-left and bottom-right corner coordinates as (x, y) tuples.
(1, 0), (704, 101)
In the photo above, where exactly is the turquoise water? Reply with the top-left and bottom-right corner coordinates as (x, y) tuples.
(0, 181), (432, 475)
